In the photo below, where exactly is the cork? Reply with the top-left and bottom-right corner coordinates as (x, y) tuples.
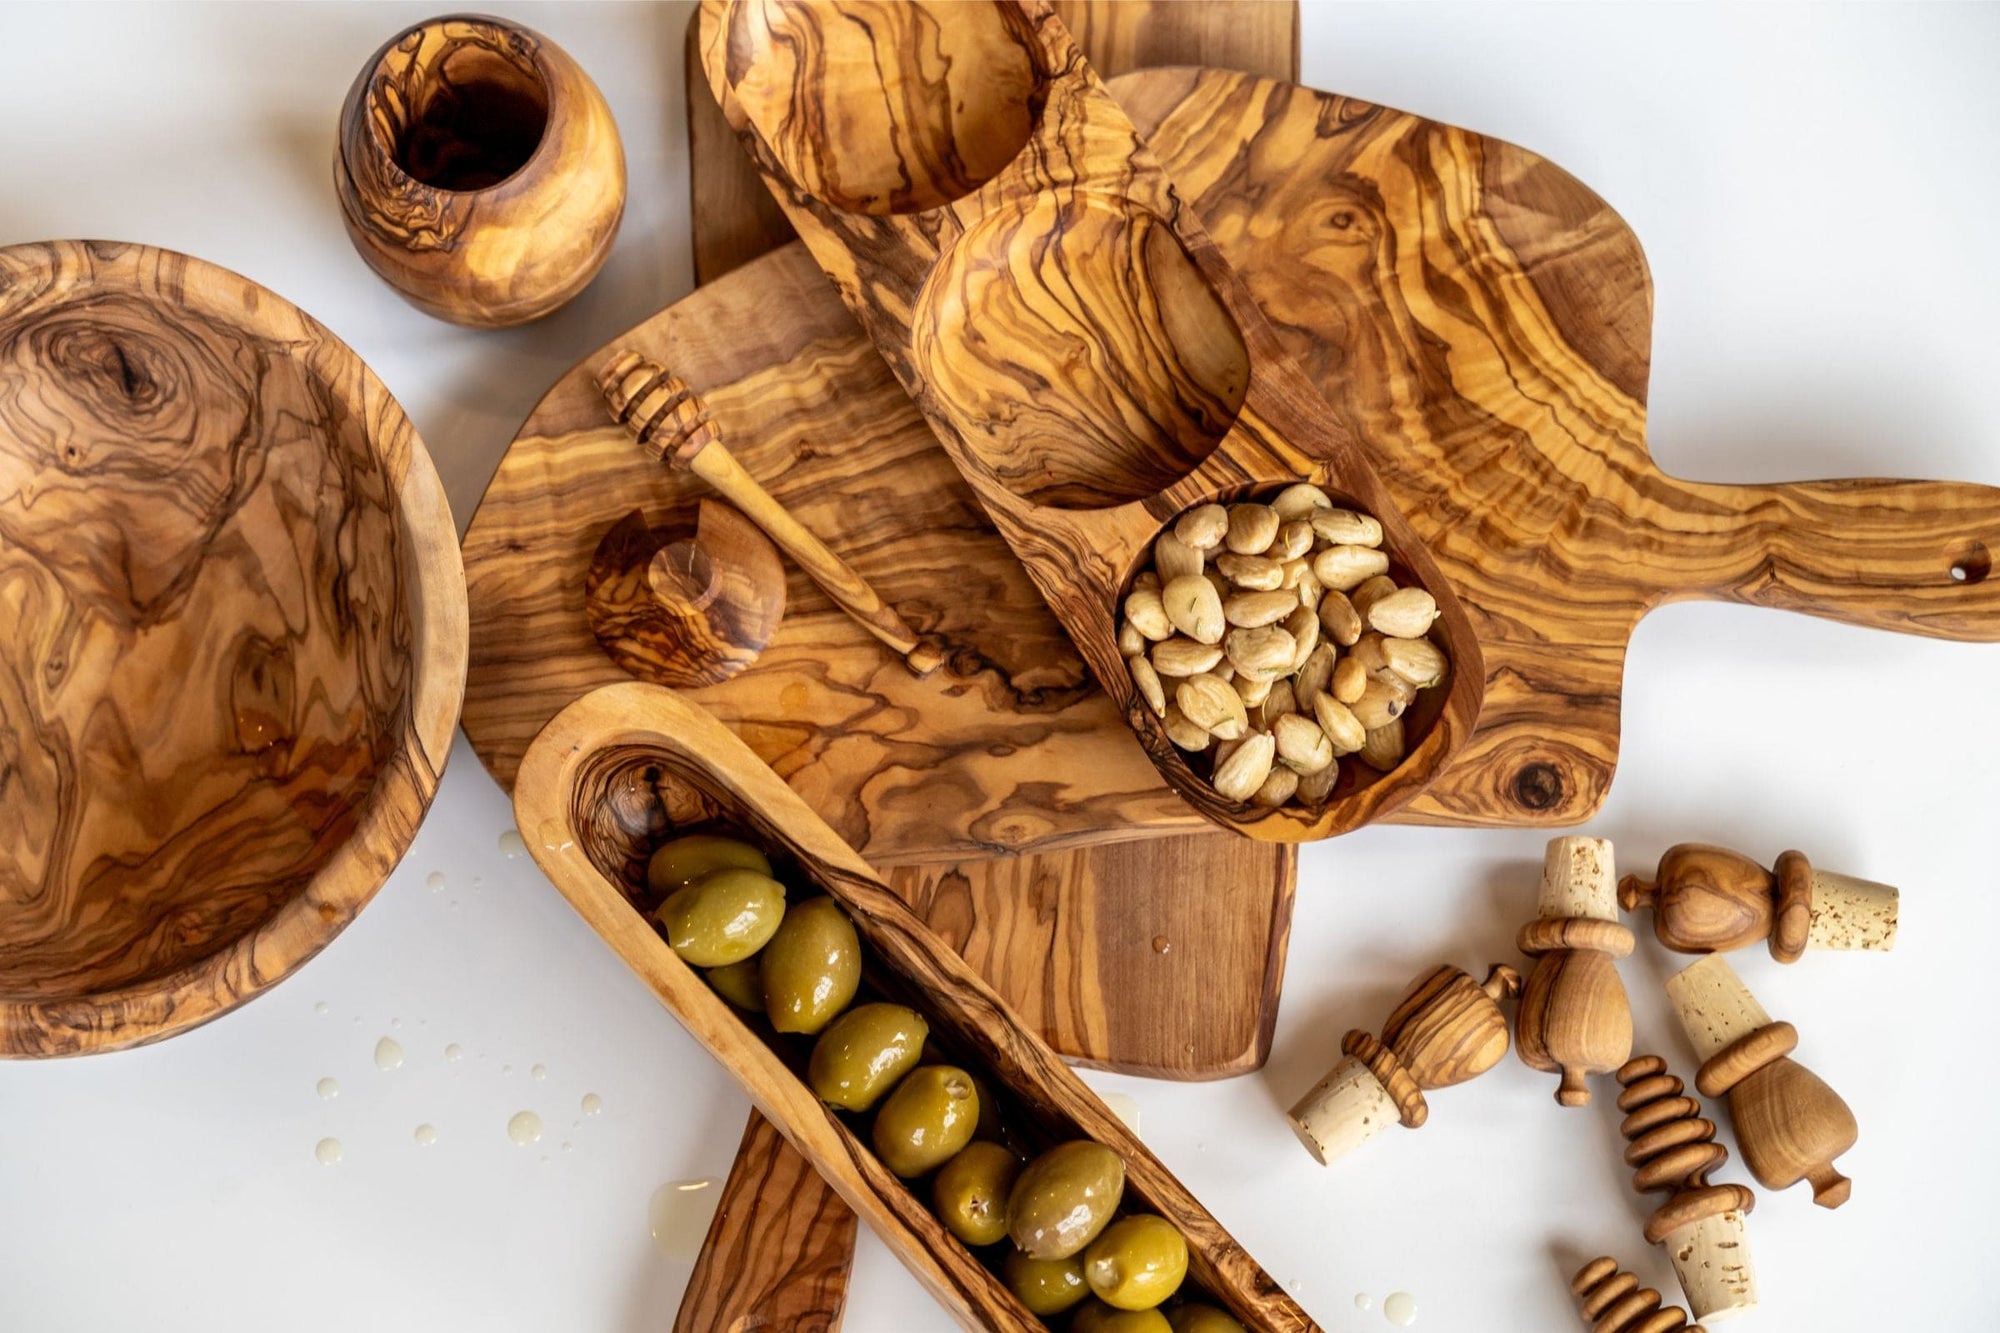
(1288, 1054), (1396, 1166)
(1665, 954), (1771, 1064)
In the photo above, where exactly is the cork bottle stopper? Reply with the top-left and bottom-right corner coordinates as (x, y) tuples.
(1540, 836), (1618, 921)
(1288, 1054), (1396, 1166)
(1806, 869), (1900, 952)
(1671, 1208), (1758, 1323)
(1664, 955), (1771, 1065)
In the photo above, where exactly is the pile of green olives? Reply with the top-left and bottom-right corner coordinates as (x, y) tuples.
(646, 832), (1241, 1332)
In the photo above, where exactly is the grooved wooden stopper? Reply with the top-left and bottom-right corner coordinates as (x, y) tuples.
(1288, 1053), (1396, 1166)
(1570, 1257), (1705, 1333)
(1805, 869), (1900, 951)
(1541, 835), (1619, 921)
(1663, 955), (1770, 1065)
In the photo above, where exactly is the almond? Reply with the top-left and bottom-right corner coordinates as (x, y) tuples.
(1163, 574), (1225, 645)
(1212, 732), (1276, 802)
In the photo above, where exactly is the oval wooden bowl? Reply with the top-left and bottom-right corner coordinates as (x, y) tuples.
(699, 0), (1484, 841)
(512, 682), (1316, 1332)
(334, 12), (626, 328)
(0, 240), (467, 1058)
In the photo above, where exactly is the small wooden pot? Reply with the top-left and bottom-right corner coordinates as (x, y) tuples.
(334, 13), (625, 328)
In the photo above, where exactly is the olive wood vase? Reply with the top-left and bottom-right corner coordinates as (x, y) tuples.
(0, 240), (466, 1057)
(697, 0), (1485, 842)
(511, 682), (1315, 1333)
(335, 13), (626, 328)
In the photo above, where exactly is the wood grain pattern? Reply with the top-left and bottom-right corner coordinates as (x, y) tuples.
(1515, 838), (1634, 1107)
(1571, 1257), (1705, 1333)
(676, 1110), (857, 1333)
(700, 0), (1487, 841)
(511, 682), (1316, 1333)
(335, 15), (625, 327)
(1619, 843), (1898, 961)
(0, 240), (466, 1057)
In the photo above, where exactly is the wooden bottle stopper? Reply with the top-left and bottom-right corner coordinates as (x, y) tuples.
(1619, 844), (1899, 962)
(1570, 1257), (1705, 1333)
(1288, 963), (1521, 1165)
(1614, 1057), (1757, 1323)
(1516, 837), (1635, 1107)
(1665, 955), (1858, 1208)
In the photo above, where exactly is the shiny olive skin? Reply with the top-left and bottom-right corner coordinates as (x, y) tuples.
(1071, 1302), (1172, 1333)
(931, 1141), (1021, 1246)
(1001, 1249), (1089, 1316)
(1167, 1306), (1248, 1333)
(647, 833), (771, 895)
(1006, 1141), (1125, 1259)
(759, 897), (861, 1035)
(871, 1065), (979, 1177)
(1083, 1214), (1188, 1310)
(705, 958), (765, 1011)
(807, 1003), (927, 1111)
(656, 868), (786, 967)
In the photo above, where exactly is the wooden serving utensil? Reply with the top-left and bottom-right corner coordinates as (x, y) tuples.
(696, 0), (1484, 842)
(601, 350), (945, 677)
(512, 682), (1316, 1333)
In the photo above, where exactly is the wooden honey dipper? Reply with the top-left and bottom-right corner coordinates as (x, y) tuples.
(1571, 1257), (1705, 1333)
(1288, 962), (1521, 1165)
(1666, 954), (1858, 1208)
(1620, 843), (1899, 962)
(1614, 1057), (1757, 1322)
(1517, 837), (1635, 1106)
(599, 350), (945, 676)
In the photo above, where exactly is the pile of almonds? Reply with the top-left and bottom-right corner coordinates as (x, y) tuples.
(1118, 484), (1449, 810)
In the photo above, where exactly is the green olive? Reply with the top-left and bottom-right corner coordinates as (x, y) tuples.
(1006, 1141), (1125, 1259)
(871, 1064), (978, 1177)
(647, 833), (771, 896)
(1083, 1215), (1188, 1310)
(1071, 1302), (1172, 1333)
(1167, 1305), (1247, 1333)
(705, 958), (765, 1011)
(759, 897), (861, 1035)
(807, 1003), (927, 1111)
(931, 1141), (1021, 1246)
(1001, 1248), (1089, 1316)
(655, 868), (786, 967)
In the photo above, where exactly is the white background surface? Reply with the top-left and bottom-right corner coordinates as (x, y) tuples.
(2, 4), (1997, 1330)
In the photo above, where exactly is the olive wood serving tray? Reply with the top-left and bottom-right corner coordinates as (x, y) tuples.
(511, 682), (1316, 1333)
(698, 0), (1486, 842)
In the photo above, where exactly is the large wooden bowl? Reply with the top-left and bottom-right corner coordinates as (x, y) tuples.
(0, 241), (467, 1057)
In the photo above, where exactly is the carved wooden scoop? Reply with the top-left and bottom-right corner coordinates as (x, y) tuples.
(697, 0), (1484, 841)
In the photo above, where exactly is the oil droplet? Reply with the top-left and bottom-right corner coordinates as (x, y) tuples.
(445, 1043), (464, 1062)
(1355, 1293), (1374, 1312)
(426, 872), (446, 892)
(532, 1064), (548, 1081)
(581, 1093), (603, 1116)
(1383, 1292), (1417, 1326)
(315, 1138), (342, 1166)
(374, 1037), (404, 1071)
(414, 1124), (438, 1146)
(1099, 1091), (1142, 1136)
(508, 1111), (543, 1145)
(498, 829), (527, 859)
(561, 1141), (573, 1152)
(648, 1179), (719, 1259)
(390, 1017), (402, 1029)
(500, 1064), (513, 1076)
(535, 819), (574, 854)
(314, 1001), (330, 1015)
(1151, 935), (1171, 954)
(316, 1077), (339, 1100)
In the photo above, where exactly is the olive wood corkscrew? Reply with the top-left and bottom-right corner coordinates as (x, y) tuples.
(1620, 843), (1898, 962)
(1614, 1056), (1757, 1322)
(1571, 1257), (1705, 1333)
(1665, 954), (1858, 1207)
(599, 350), (945, 676)
(1516, 837), (1635, 1106)
(1287, 962), (1521, 1165)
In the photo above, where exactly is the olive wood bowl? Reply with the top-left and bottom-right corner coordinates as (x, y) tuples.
(0, 240), (466, 1057)
(697, 0), (1484, 842)
(512, 682), (1316, 1332)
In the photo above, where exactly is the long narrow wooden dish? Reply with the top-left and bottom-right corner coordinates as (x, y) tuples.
(513, 682), (1315, 1333)
(698, 0), (1485, 842)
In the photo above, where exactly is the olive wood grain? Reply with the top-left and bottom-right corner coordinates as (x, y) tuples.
(699, 0), (1487, 842)
(335, 14), (626, 327)
(0, 240), (466, 1057)
(1515, 838), (1635, 1107)
(675, 1109), (857, 1333)
(511, 682), (1315, 1333)
(1620, 843), (1899, 962)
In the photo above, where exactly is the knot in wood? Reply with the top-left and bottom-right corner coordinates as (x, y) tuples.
(1340, 1028), (1427, 1128)
(1570, 1257), (1705, 1333)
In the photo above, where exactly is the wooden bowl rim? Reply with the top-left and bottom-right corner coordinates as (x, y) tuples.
(0, 239), (468, 1058)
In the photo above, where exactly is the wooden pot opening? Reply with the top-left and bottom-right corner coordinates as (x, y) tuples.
(723, 0), (1048, 215)
(368, 19), (551, 192)
(913, 194), (1251, 509)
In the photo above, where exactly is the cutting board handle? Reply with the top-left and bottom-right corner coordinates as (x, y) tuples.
(1653, 477), (2000, 640)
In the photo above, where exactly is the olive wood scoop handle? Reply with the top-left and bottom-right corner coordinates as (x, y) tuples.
(601, 350), (945, 676)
